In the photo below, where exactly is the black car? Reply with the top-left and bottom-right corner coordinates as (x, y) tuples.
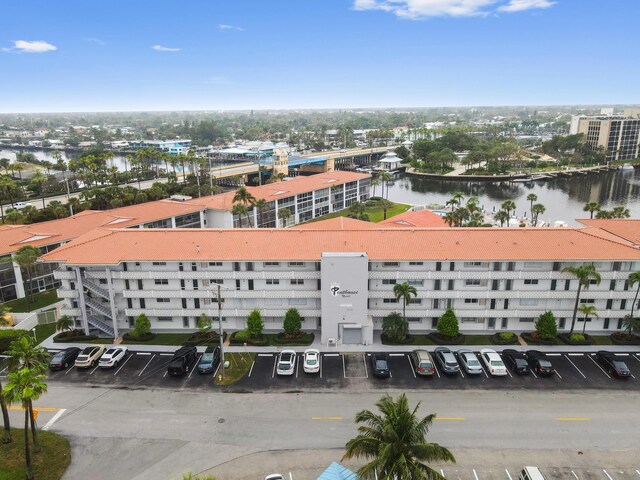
(49, 347), (81, 370)
(167, 346), (197, 376)
(197, 346), (221, 374)
(370, 353), (390, 378)
(525, 350), (555, 376)
(596, 350), (631, 378)
(502, 349), (531, 375)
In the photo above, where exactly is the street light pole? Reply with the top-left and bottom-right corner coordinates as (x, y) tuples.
(217, 283), (224, 380)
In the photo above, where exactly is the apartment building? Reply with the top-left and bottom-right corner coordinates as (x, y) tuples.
(569, 110), (640, 161)
(44, 224), (640, 343)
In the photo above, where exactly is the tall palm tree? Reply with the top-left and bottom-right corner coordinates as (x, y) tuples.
(451, 191), (465, 207)
(231, 203), (248, 227)
(278, 207), (291, 228)
(531, 203), (546, 226)
(378, 171), (393, 200)
(501, 200), (516, 219)
(14, 163), (24, 180)
(527, 193), (537, 219)
(562, 264), (601, 335)
(577, 304), (598, 335)
(254, 198), (268, 228)
(30, 171), (47, 209)
(233, 186), (256, 227)
(628, 271), (640, 319)
(393, 282), (418, 321)
(343, 393), (455, 480)
(583, 202), (601, 219)
(6, 337), (49, 451)
(13, 245), (40, 311)
(378, 198), (392, 220)
(2, 368), (48, 480)
(371, 177), (380, 198)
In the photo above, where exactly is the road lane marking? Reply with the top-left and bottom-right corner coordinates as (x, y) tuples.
(557, 417), (591, 421)
(587, 355), (611, 378)
(571, 470), (579, 480)
(312, 417), (343, 420)
(407, 356), (416, 378)
(473, 469), (480, 480)
(9, 406), (60, 412)
(138, 354), (155, 376)
(248, 360), (255, 378)
(188, 354), (202, 379)
(42, 408), (66, 431)
(603, 470), (613, 480)
(114, 354), (133, 375)
(505, 469), (513, 480)
(564, 354), (587, 379)
(435, 417), (465, 421)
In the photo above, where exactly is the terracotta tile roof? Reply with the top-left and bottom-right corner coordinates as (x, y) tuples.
(379, 209), (449, 228)
(293, 217), (381, 230)
(576, 219), (640, 245)
(42, 227), (640, 265)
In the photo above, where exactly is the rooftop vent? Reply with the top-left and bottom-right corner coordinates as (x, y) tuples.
(170, 195), (193, 202)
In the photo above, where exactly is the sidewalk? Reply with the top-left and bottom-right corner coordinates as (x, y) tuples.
(41, 330), (640, 354)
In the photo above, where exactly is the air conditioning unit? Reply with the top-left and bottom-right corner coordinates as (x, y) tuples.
(327, 338), (337, 347)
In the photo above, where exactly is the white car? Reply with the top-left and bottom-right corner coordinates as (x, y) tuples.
(303, 349), (320, 374)
(98, 346), (128, 369)
(480, 348), (507, 376)
(12, 202), (28, 210)
(276, 350), (297, 376)
(74, 345), (106, 369)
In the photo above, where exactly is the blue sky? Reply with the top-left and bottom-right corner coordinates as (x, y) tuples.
(1, 0), (639, 112)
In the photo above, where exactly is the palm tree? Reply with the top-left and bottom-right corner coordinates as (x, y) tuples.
(501, 200), (516, 219)
(378, 198), (392, 220)
(531, 203), (546, 226)
(231, 203), (248, 227)
(378, 171), (393, 200)
(343, 393), (455, 480)
(6, 209), (23, 225)
(382, 312), (409, 342)
(0, 175), (17, 222)
(278, 207), (291, 228)
(6, 337), (49, 451)
(56, 314), (74, 332)
(14, 163), (24, 180)
(13, 245), (40, 311)
(578, 304), (598, 335)
(562, 264), (602, 335)
(393, 282), (418, 321)
(627, 271), (640, 319)
(254, 199), (268, 228)
(371, 177), (380, 198)
(451, 191), (465, 207)
(2, 368), (48, 480)
(583, 202), (601, 219)
(621, 315), (640, 337)
(527, 193), (537, 219)
(30, 171), (47, 209)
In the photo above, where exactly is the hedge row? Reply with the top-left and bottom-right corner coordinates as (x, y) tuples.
(0, 329), (30, 353)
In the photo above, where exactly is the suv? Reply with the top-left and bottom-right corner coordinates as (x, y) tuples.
(276, 350), (297, 376)
(74, 345), (106, 369)
(409, 349), (435, 376)
(502, 349), (531, 375)
(197, 346), (221, 374)
(525, 350), (555, 376)
(370, 353), (390, 378)
(433, 347), (460, 375)
(596, 350), (631, 378)
(167, 346), (197, 376)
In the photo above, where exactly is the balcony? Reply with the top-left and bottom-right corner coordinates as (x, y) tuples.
(112, 270), (321, 281)
(53, 270), (75, 280)
(57, 289), (78, 299)
(125, 308), (322, 318)
(122, 289), (321, 299)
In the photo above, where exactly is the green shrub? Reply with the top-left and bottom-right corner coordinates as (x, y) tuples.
(133, 314), (151, 337)
(246, 309), (264, 337)
(197, 313), (211, 333)
(234, 330), (251, 341)
(437, 308), (459, 338)
(535, 311), (557, 339)
(382, 312), (408, 342)
(499, 332), (514, 340)
(0, 329), (29, 353)
(569, 333), (585, 342)
(283, 308), (302, 336)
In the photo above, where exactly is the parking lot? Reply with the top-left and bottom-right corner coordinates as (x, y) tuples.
(10, 349), (639, 392)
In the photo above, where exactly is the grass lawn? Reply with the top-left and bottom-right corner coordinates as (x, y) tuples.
(589, 335), (614, 346)
(3, 290), (61, 313)
(34, 322), (57, 343)
(218, 352), (254, 386)
(121, 333), (193, 346)
(304, 200), (411, 224)
(0, 428), (71, 480)
(462, 335), (495, 346)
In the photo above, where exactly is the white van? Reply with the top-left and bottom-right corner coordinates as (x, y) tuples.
(519, 467), (545, 480)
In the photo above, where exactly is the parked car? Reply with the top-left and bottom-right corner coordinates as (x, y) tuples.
(303, 349), (320, 374)
(167, 346), (197, 376)
(457, 349), (483, 375)
(480, 348), (507, 376)
(370, 352), (390, 378)
(276, 350), (297, 376)
(433, 347), (460, 375)
(197, 346), (221, 374)
(502, 349), (531, 375)
(596, 350), (631, 378)
(98, 346), (128, 369)
(49, 347), (81, 370)
(74, 345), (106, 369)
(525, 350), (555, 376)
(409, 349), (435, 376)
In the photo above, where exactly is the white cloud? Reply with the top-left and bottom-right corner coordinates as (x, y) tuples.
(3, 40), (57, 53)
(86, 37), (106, 46)
(353, 0), (556, 18)
(498, 0), (555, 12)
(218, 24), (244, 31)
(152, 44), (181, 52)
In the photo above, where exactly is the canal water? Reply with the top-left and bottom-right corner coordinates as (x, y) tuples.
(384, 168), (640, 227)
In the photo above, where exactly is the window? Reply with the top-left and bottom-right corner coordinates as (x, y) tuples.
(99, 279), (107, 285)
(382, 279), (396, 285)
(589, 279), (599, 285)
(208, 262), (223, 267)
(524, 279), (539, 285)
(406, 317), (421, 322)
(520, 299), (538, 306)
(505, 280), (512, 291)
(610, 280), (616, 291)
(431, 318), (439, 328)
(551, 280), (557, 291)
(157, 298), (170, 303)
(552, 262), (561, 271)
(447, 280), (454, 290)
(194, 298), (200, 309)
(434, 280), (441, 291)
(621, 299), (627, 310)
(183, 317), (189, 328)
(124, 280), (129, 290)
(383, 262), (399, 267)
(290, 279), (304, 285)
(158, 316), (172, 322)
(464, 298), (479, 304)
(289, 262), (304, 267)
(383, 298), (398, 303)
(140, 298), (146, 309)
(203, 298), (211, 305)
(520, 318), (535, 323)
(191, 263), (197, 272)
(127, 298), (132, 309)
(265, 262), (280, 267)
(491, 280), (499, 290)
(154, 279), (169, 285)
(565, 280), (571, 291)
(288, 298), (307, 305)
(408, 298), (421, 305)
(490, 299), (496, 309)
(137, 279), (143, 290)
(449, 262), (455, 271)
(182, 299), (187, 309)
(580, 299), (595, 304)
(606, 299), (613, 309)
(409, 262), (423, 266)
(248, 279), (254, 290)
(407, 280), (423, 287)
(152, 262), (166, 266)
(211, 279), (223, 285)
(465, 279), (481, 286)
(192, 279), (198, 290)
(464, 262), (482, 267)
(461, 317), (481, 323)
(436, 262), (442, 271)
(266, 279), (280, 285)
(180, 279), (185, 290)
(432, 299), (439, 309)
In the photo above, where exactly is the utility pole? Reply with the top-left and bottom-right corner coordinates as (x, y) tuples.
(217, 283), (224, 380)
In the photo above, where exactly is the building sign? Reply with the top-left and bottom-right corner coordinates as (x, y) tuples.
(330, 283), (358, 298)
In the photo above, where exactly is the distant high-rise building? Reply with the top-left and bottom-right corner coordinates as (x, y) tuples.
(570, 111), (640, 161)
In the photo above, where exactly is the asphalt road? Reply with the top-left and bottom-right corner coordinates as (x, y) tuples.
(11, 382), (640, 480)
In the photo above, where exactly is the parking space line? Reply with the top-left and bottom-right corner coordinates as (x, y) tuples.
(137, 352), (151, 356)
(296, 359), (299, 378)
(342, 354), (346, 378)
(188, 354), (202, 379)
(319, 355), (323, 378)
(42, 408), (66, 431)
(160, 353), (173, 356)
(0, 366), (7, 375)
(555, 369), (562, 379)
(114, 354), (133, 375)
(433, 363), (441, 378)
(272, 356), (277, 378)
(89, 364), (100, 375)
(568, 353), (583, 356)
(389, 353), (404, 357)
(473, 468), (479, 480)
(614, 353), (630, 356)
(362, 353), (368, 378)
(571, 470), (579, 480)
(138, 354), (155, 377)
(407, 356), (416, 378)
(163, 370), (168, 378)
(547, 353), (562, 356)
(587, 355), (611, 379)
(603, 470), (613, 480)
(441, 469), (445, 478)
(213, 363), (220, 378)
(64, 366), (75, 375)
(635, 469), (640, 476)
(564, 354), (587, 379)
(257, 353), (272, 357)
(479, 364), (488, 378)
(633, 356), (640, 363)
(505, 469), (513, 480)
(289, 472), (293, 480)
(248, 359), (255, 378)
(324, 353), (340, 356)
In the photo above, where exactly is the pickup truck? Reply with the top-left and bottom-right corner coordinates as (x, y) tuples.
(167, 346), (197, 376)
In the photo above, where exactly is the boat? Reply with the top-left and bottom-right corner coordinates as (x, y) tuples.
(621, 164), (635, 170)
